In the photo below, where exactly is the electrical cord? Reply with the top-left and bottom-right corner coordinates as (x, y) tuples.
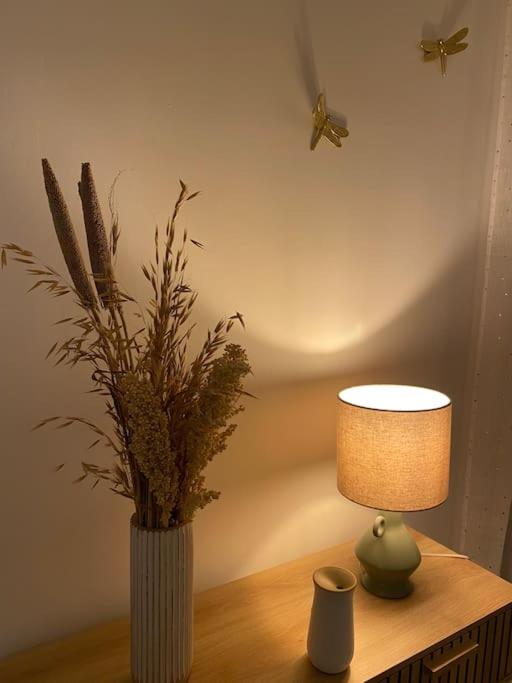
(421, 552), (469, 559)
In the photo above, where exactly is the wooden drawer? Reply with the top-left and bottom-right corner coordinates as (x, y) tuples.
(373, 604), (512, 683)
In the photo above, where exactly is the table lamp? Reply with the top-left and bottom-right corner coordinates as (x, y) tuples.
(337, 384), (451, 599)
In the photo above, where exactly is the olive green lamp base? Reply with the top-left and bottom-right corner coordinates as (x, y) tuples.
(359, 569), (413, 599)
(355, 511), (421, 599)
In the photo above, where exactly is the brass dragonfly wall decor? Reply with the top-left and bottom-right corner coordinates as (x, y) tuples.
(420, 27), (469, 77)
(311, 93), (349, 151)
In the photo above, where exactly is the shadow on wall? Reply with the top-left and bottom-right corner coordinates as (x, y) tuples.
(194, 241), (479, 585)
(422, 0), (469, 39)
(294, 1), (319, 109)
(213, 238), (475, 479)
(294, 0), (348, 127)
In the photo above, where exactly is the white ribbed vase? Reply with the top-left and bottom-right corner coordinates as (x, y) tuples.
(130, 516), (193, 683)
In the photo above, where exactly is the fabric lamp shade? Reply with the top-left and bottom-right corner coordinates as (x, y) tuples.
(337, 385), (451, 512)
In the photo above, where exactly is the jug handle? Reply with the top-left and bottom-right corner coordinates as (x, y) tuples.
(373, 515), (386, 538)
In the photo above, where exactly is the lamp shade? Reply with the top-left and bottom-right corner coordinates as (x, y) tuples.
(337, 385), (451, 512)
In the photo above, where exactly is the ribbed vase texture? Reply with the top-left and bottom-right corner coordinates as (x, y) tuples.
(130, 517), (193, 683)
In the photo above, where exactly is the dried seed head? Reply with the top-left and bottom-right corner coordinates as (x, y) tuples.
(41, 159), (96, 307)
(78, 162), (113, 306)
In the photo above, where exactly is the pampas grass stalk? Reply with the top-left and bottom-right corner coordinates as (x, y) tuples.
(78, 162), (112, 306)
(41, 159), (96, 308)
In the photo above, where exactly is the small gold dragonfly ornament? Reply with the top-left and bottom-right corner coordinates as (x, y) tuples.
(311, 93), (349, 150)
(420, 27), (469, 77)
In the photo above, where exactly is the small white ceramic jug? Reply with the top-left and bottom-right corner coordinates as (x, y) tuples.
(306, 566), (357, 674)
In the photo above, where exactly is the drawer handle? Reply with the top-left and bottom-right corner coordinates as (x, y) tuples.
(424, 641), (479, 674)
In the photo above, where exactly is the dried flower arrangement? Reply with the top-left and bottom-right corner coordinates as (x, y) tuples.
(1, 160), (251, 529)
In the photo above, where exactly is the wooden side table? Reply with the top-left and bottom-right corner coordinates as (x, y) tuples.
(1, 529), (511, 682)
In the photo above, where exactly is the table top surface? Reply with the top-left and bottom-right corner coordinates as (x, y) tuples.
(2, 529), (512, 682)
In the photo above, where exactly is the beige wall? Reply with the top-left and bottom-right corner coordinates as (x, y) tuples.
(0, 0), (504, 657)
